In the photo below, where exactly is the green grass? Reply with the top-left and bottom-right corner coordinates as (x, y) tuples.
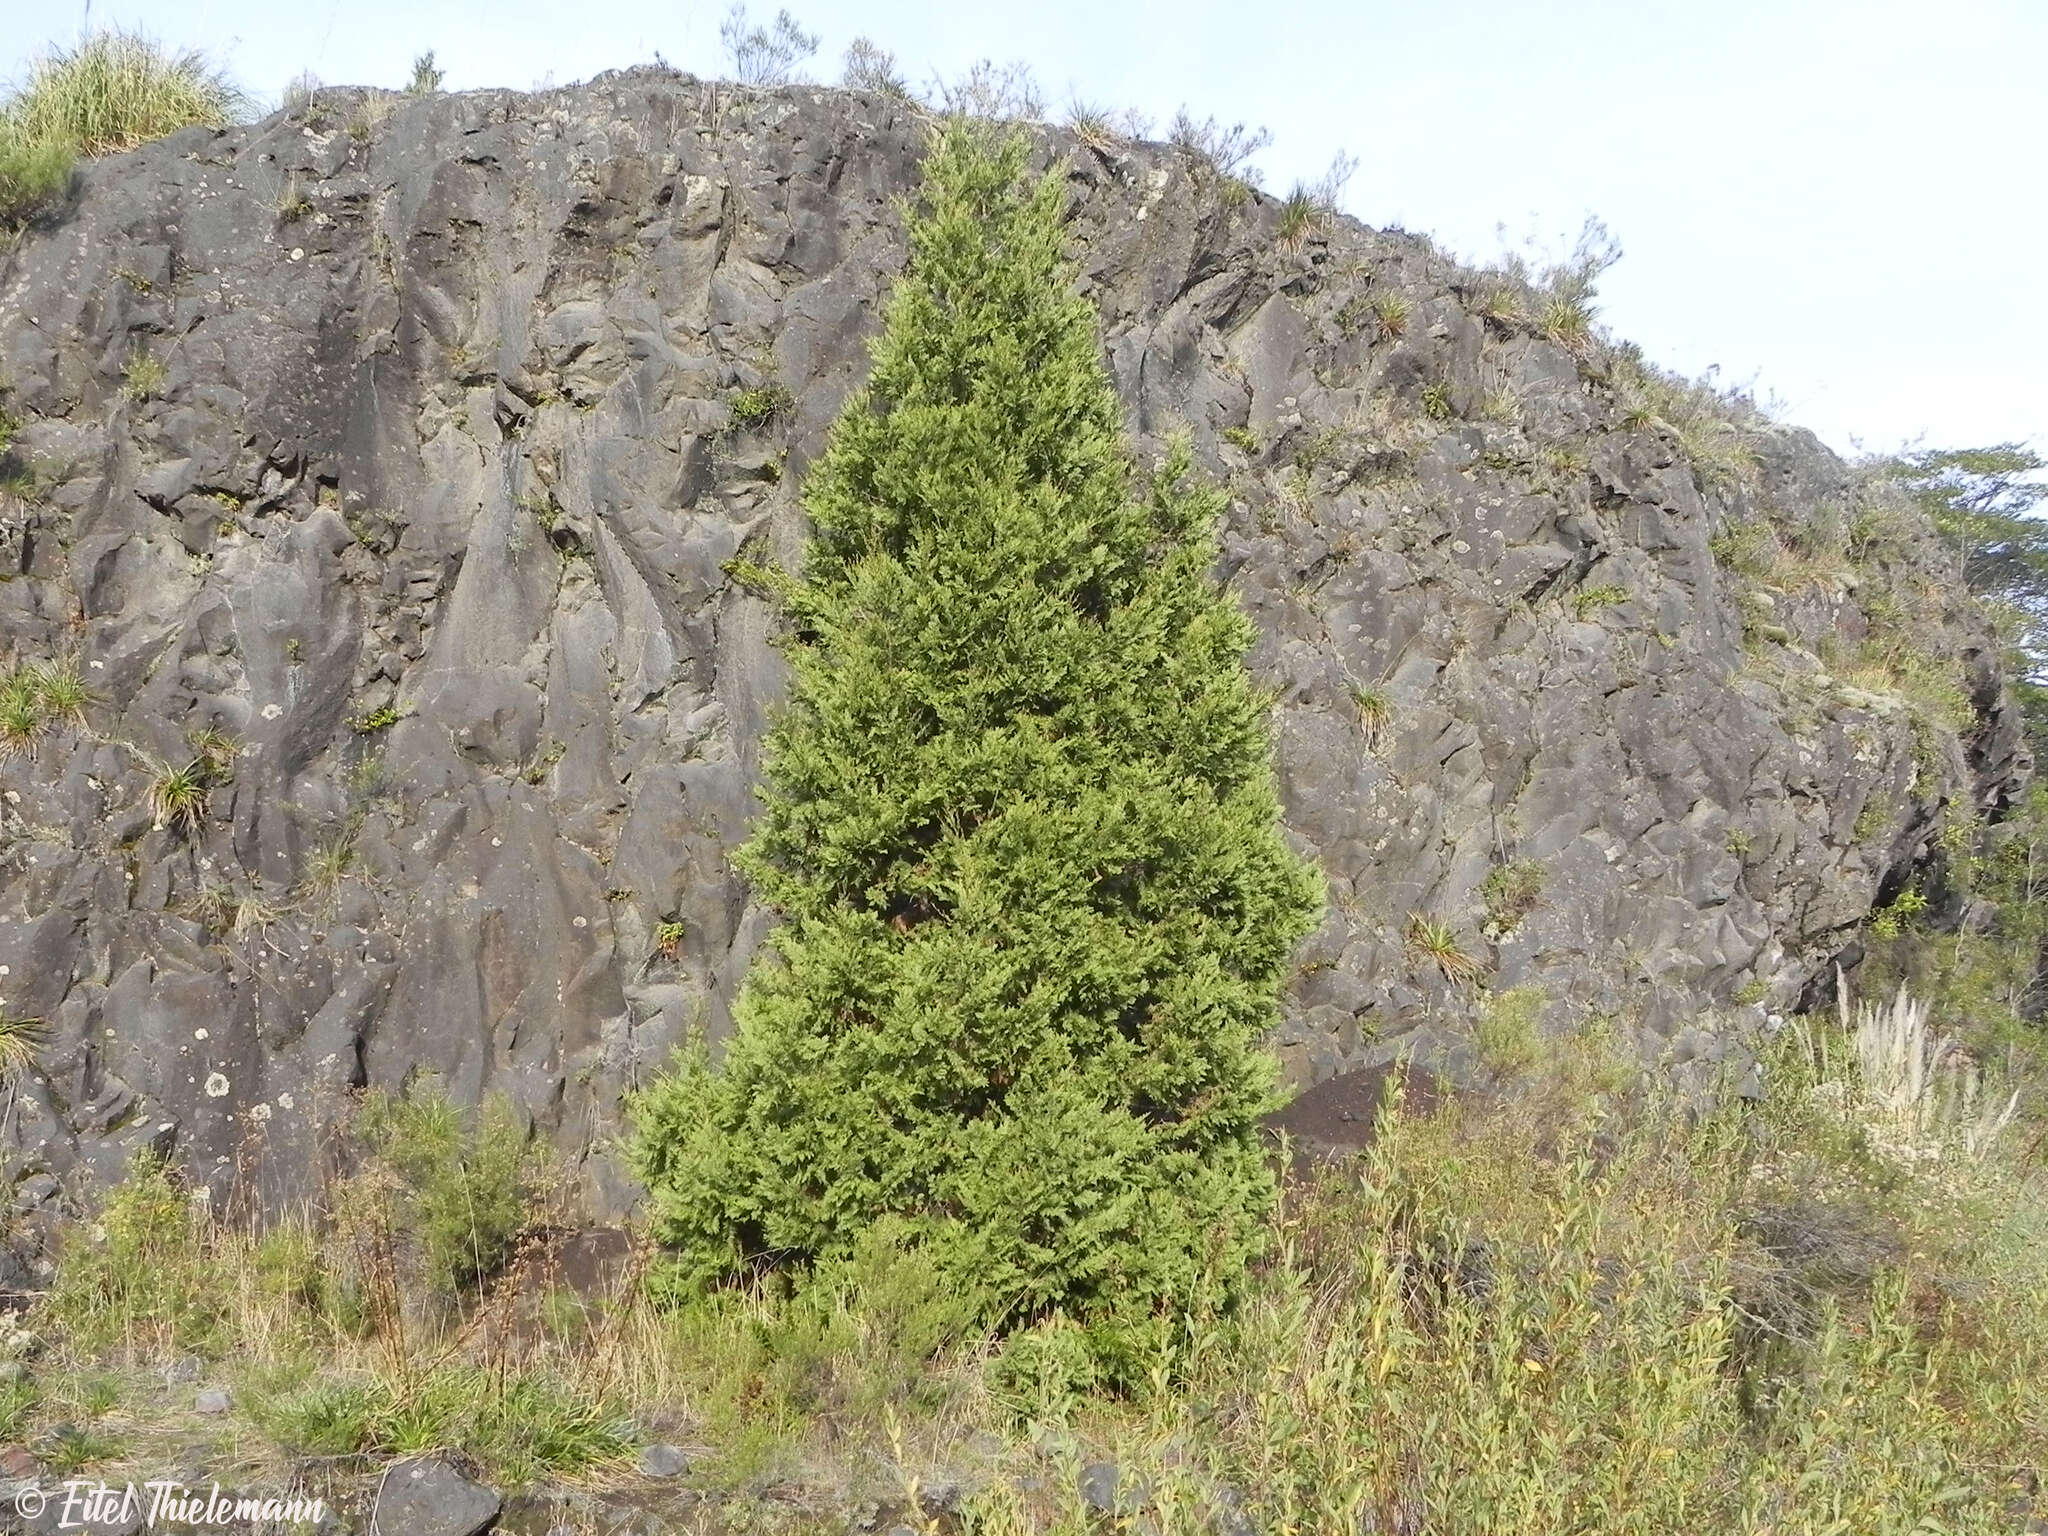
(729, 382), (793, 432)
(146, 758), (208, 835)
(1221, 424), (1260, 455)
(1, 29), (240, 226)
(1474, 984), (1546, 1077)
(1406, 912), (1486, 985)
(1480, 859), (1545, 934)
(0, 659), (92, 761)
(1349, 682), (1393, 749)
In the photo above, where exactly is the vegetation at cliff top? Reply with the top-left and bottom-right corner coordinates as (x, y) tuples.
(631, 120), (1323, 1370)
(0, 29), (242, 227)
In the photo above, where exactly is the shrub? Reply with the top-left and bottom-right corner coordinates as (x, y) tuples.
(407, 51), (443, 95)
(729, 382), (792, 431)
(840, 37), (907, 97)
(632, 123), (1322, 1363)
(1166, 109), (1270, 181)
(355, 1083), (541, 1295)
(719, 5), (818, 86)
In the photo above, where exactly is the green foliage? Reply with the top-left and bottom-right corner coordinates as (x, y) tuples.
(1275, 186), (1316, 249)
(1480, 858), (1545, 935)
(1474, 984), (1545, 1077)
(1371, 291), (1409, 341)
(0, 1008), (44, 1082)
(1868, 886), (1929, 941)
(251, 1365), (628, 1481)
(0, 659), (90, 760)
(356, 1083), (541, 1294)
(653, 919), (687, 960)
(1885, 443), (2048, 748)
(146, 758), (208, 835)
(631, 123), (1321, 1360)
(407, 51), (444, 95)
(120, 345), (167, 401)
(1569, 581), (1628, 620)
(728, 381), (793, 431)
(0, 124), (72, 227)
(352, 703), (401, 733)
(45, 1157), (226, 1360)
(1349, 681), (1392, 749)
(1419, 381), (1454, 421)
(1406, 913), (1484, 985)
(1221, 424), (1259, 455)
(3, 30), (239, 174)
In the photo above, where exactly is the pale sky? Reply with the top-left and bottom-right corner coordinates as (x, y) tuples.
(7, 0), (2043, 460)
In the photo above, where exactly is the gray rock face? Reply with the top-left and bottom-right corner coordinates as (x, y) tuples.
(371, 1457), (500, 1536)
(0, 72), (2024, 1216)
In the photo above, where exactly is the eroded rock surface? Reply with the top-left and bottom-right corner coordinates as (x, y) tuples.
(0, 72), (2024, 1216)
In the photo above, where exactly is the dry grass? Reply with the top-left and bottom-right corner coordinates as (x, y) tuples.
(17, 993), (2045, 1532)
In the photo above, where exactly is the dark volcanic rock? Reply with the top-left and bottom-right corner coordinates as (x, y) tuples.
(0, 71), (2025, 1215)
(372, 1457), (500, 1536)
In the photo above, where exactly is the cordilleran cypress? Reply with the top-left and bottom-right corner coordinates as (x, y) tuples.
(631, 122), (1321, 1337)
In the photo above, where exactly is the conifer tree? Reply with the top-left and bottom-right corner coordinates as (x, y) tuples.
(632, 123), (1321, 1343)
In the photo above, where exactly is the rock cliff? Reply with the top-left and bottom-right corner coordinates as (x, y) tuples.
(0, 71), (2025, 1217)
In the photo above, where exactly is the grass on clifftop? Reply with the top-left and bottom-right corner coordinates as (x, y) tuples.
(0, 29), (241, 227)
(8, 997), (2043, 1532)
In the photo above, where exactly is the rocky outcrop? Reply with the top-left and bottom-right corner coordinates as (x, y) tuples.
(0, 71), (2025, 1217)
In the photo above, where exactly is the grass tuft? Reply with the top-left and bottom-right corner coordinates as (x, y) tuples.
(1406, 912), (1486, 985)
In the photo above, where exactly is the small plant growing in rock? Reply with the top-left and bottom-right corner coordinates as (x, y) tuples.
(0, 1008), (45, 1083)
(1542, 294), (1593, 354)
(1350, 682), (1393, 749)
(1222, 425), (1260, 456)
(729, 382), (792, 432)
(1275, 186), (1316, 251)
(299, 823), (358, 905)
(1480, 859), (1545, 935)
(1477, 286), (1524, 329)
(146, 758), (208, 835)
(187, 725), (236, 779)
(407, 51), (443, 95)
(1372, 292), (1410, 342)
(1063, 99), (1120, 153)
(1732, 977), (1770, 1005)
(274, 171), (311, 222)
(1407, 913), (1484, 984)
(353, 704), (401, 734)
(653, 920), (687, 961)
(0, 690), (48, 761)
(1571, 583), (1629, 620)
(1420, 382), (1454, 422)
(121, 346), (168, 402)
